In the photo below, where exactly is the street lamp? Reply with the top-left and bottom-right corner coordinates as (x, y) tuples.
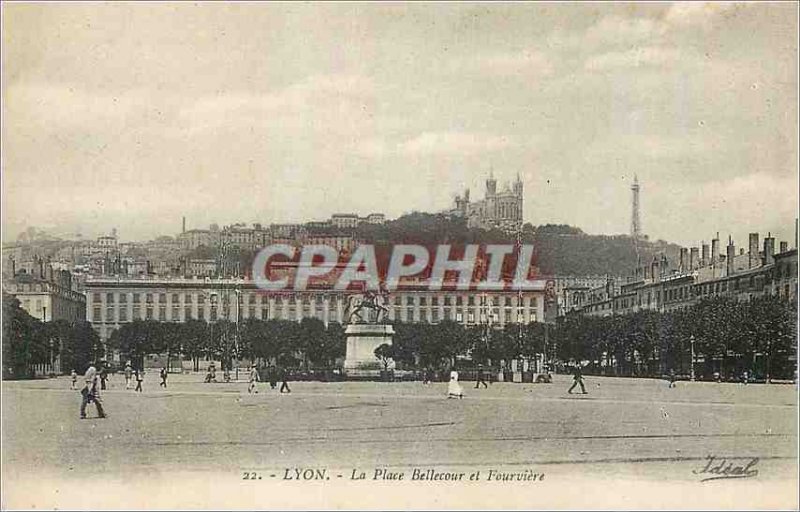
(204, 290), (218, 373)
(690, 335), (696, 382)
(234, 287), (242, 381)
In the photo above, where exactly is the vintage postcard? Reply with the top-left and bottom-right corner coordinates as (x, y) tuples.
(1, 1), (798, 510)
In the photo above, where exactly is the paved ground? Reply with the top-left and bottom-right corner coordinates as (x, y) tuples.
(2, 373), (797, 510)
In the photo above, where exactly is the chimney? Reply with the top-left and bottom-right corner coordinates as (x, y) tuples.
(780, 241), (788, 253)
(711, 233), (720, 266)
(763, 234), (775, 265)
(748, 233), (759, 269)
(726, 236), (735, 276)
(690, 247), (699, 270)
(651, 257), (659, 282)
(182, 216), (186, 234)
(679, 248), (688, 272)
(701, 243), (710, 266)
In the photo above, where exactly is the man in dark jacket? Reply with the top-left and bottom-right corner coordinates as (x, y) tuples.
(568, 364), (587, 394)
(80, 366), (107, 419)
(475, 365), (489, 389)
(279, 366), (291, 394)
(99, 365), (108, 390)
(268, 365), (277, 390)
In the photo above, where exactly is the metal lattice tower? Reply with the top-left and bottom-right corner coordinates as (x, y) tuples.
(631, 174), (642, 254)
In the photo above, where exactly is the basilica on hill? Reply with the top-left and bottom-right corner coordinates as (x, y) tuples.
(444, 171), (524, 234)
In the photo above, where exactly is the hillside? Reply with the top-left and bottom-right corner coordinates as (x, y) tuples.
(356, 214), (682, 278)
(531, 225), (681, 277)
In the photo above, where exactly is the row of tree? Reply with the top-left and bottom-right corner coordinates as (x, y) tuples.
(108, 317), (346, 372)
(104, 294), (800, 380)
(4, 291), (796, 381)
(2, 293), (104, 379)
(553, 295), (797, 380)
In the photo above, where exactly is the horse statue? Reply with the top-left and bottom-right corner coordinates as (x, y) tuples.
(344, 290), (389, 325)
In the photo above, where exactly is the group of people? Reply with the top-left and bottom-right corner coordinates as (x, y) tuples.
(122, 363), (150, 392)
(204, 363), (291, 393)
(446, 364), (588, 398)
(247, 364), (292, 394)
(445, 365), (491, 398)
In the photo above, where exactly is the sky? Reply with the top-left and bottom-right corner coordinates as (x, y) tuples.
(2, 2), (798, 249)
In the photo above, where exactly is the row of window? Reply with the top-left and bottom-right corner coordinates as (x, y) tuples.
(89, 291), (539, 308)
(90, 304), (538, 325)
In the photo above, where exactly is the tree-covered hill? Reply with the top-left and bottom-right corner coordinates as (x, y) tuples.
(355, 214), (682, 277)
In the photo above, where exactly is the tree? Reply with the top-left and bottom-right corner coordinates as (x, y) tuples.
(181, 320), (208, 371)
(43, 319), (73, 374)
(152, 322), (182, 372)
(111, 320), (158, 369)
(321, 322), (346, 367)
(746, 295), (797, 380)
(65, 321), (104, 374)
(374, 343), (395, 372)
(2, 293), (48, 379)
(391, 322), (422, 367)
(298, 318), (326, 369)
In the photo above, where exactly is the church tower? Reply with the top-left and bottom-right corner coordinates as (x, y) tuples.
(513, 172), (523, 197)
(485, 170), (497, 198)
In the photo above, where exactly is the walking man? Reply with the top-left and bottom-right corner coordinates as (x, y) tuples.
(248, 364), (260, 394)
(568, 364), (587, 394)
(279, 366), (291, 394)
(668, 369), (677, 388)
(134, 369), (144, 393)
(159, 367), (168, 388)
(99, 365), (108, 390)
(80, 366), (107, 419)
(268, 365), (277, 390)
(474, 364), (489, 389)
(70, 369), (78, 390)
(124, 362), (133, 390)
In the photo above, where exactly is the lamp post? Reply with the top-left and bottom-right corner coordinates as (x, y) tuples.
(690, 335), (696, 382)
(234, 287), (241, 381)
(207, 290), (218, 372)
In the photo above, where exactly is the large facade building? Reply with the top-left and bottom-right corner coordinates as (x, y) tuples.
(3, 258), (86, 323)
(445, 172), (523, 233)
(562, 230), (798, 318)
(84, 277), (549, 347)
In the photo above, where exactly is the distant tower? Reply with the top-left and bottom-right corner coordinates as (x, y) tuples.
(513, 172), (523, 197)
(513, 172), (524, 227)
(486, 169), (497, 197)
(182, 216), (186, 234)
(631, 175), (642, 255)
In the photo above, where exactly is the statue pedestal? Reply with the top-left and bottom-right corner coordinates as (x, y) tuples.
(344, 324), (395, 377)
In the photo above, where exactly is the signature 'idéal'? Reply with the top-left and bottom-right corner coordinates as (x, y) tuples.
(693, 455), (759, 482)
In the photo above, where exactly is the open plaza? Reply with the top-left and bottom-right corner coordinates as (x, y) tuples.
(2, 372), (797, 509)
